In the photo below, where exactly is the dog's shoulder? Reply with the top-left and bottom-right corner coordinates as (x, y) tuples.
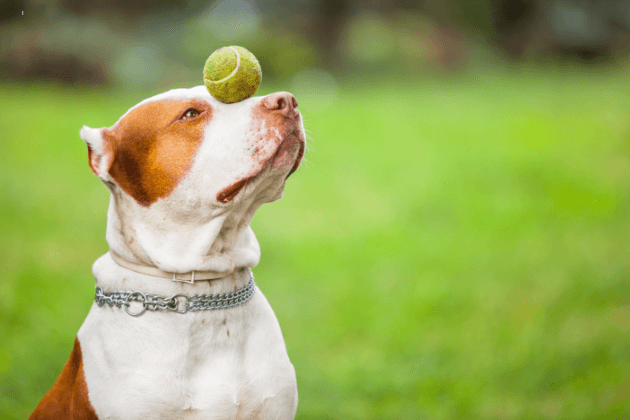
(30, 338), (98, 420)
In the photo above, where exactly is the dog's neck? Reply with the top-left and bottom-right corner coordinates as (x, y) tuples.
(103, 190), (263, 275)
(92, 251), (253, 297)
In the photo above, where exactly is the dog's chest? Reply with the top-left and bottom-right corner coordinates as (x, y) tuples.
(77, 291), (297, 420)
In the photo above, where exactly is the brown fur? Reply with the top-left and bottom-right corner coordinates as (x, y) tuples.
(30, 338), (98, 420)
(100, 100), (212, 206)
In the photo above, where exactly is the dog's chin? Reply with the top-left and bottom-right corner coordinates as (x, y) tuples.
(216, 134), (305, 204)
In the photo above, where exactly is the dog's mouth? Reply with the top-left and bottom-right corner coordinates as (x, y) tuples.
(216, 177), (253, 204)
(216, 132), (305, 204)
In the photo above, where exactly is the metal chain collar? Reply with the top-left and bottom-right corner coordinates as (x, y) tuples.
(94, 273), (255, 316)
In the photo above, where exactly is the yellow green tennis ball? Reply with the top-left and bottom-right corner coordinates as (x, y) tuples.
(203, 46), (262, 104)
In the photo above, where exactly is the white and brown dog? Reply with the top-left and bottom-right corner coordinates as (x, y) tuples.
(30, 86), (305, 420)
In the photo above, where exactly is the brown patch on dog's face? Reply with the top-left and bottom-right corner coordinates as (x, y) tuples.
(104, 99), (212, 206)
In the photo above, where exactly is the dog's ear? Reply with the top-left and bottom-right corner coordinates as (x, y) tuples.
(79, 125), (114, 180)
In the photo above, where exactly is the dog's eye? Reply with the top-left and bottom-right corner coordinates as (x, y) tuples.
(182, 109), (199, 119)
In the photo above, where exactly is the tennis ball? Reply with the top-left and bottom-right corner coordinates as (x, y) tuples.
(203, 46), (262, 104)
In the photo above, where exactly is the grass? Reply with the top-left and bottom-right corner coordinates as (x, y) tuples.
(1, 65), (630, 419)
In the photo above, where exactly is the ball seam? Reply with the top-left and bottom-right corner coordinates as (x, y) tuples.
(210, 46), (241, 84)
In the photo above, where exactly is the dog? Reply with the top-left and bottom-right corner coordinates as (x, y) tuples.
(30, 86), (305, 420)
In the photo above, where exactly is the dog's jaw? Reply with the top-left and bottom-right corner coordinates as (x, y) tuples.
(81, 86), (305, 274)
(217, 123), (306, 205)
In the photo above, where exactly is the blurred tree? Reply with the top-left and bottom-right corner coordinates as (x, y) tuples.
(488, 0), (630, 60)
(0, 0), (27, 23)
(310, 0), (351, 66)
(58, 0), (200, 16)
(491, 0), (538, 57)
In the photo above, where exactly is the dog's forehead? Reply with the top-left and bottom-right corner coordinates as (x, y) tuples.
(120, 85), (214, 119)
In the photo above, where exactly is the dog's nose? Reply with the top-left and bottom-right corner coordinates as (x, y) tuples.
(262, 92), (298, 118)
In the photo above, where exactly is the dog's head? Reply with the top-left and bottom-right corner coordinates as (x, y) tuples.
(80, 86), (305, 273)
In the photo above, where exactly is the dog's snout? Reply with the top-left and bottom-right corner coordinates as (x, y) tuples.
(263, 92), (298, 118)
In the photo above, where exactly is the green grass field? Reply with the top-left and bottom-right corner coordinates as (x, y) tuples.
(1, 66), (629, 419)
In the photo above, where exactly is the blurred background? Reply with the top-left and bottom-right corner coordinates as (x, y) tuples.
(5, 0), (630, 90)
(1, 0), (630, 419)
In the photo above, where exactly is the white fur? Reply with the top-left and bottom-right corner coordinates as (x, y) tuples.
(79, 126), (103, 154)
(77, 86), (304, 419)
(78, 256), (297, 420)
